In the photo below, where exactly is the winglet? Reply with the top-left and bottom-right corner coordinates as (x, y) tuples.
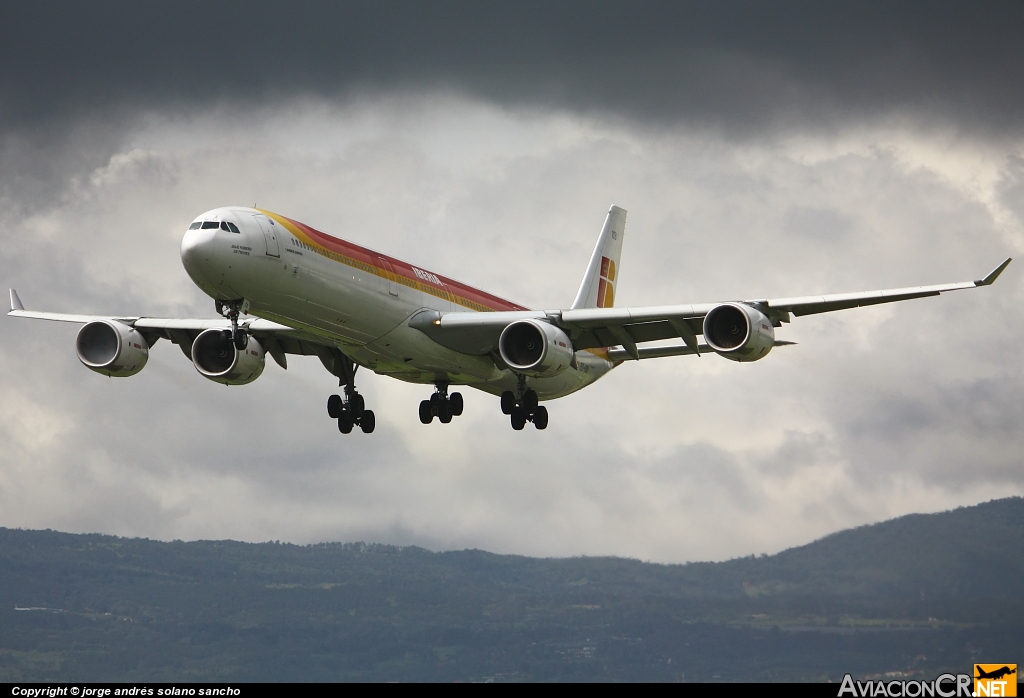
(10, 289), (24, 311)
(976, 258), (1012, 286)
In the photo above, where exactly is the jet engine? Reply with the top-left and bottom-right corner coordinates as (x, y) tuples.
(76, 320), (149, 377)
(498, 319), (575, 377)
(702, 303), (775, 362)
(191, 328), (265, 385)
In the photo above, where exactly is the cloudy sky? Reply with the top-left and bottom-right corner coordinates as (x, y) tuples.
(1, 1), (1022, 563)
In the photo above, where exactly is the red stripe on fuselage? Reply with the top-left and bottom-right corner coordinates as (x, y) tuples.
(266, 211), (528, 313)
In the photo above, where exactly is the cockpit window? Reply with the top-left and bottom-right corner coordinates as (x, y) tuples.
(188, 221), (202, 230)
(220, 221), (230, 231)
(201, 221), (219, 229)
(227, 222), (241, 233)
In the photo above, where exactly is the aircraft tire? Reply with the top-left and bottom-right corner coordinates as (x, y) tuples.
(350, 393), (365, 417)
(450, 392), (464, 416)
(338, 413), (354, 434)
(523, 389), (539, 415)
(327, 394), (342, 419)
(438, 401), (453, 424)
(419, 400), (434, 424)
(360, 410), (375, 434)
(511, 407), (526, 430)
(533, 406), (548, 430)
(500, 391), (515, 415)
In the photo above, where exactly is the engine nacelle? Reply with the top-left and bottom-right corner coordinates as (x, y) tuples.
(702, 303), (775, 362)
(191, 328), (265, 385)
(498, 319), (575, 377)
(76, 320), (149, 377)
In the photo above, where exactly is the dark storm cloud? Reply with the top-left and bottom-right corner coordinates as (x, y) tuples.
(3, 0), (1023, 136)
(1, 1), (1021, 562)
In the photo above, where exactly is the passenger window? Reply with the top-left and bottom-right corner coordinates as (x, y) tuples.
(188, 222), (202, 230)
(227, 222), (241, 233)
(201, 221), (219, 229)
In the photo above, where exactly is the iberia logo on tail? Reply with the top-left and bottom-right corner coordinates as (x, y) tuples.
(597, 256), (616, 308)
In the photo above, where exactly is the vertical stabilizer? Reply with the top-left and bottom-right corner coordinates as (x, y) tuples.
(572, 205), (627, 309)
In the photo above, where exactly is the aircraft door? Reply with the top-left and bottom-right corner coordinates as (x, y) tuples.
(253, 215), (281, 257)
(379, 258), (399, 297)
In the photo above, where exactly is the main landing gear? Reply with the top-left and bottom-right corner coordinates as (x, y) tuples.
(501, 376), (548, 431)
(419, 382), (464, 425)
(216, 299), (248, 350)
(326, 354), (375, 434)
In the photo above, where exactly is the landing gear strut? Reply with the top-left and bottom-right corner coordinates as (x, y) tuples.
(501, 375), (548, 430)
(419, 382), (464, 425)
(216, 299), (248, 350)
(326, 353), (375, 434)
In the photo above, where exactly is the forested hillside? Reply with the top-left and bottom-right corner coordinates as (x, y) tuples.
(1, 498), (1020, 682)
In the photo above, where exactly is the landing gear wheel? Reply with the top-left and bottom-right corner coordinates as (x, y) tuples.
(349, 393), (365, 418)
(419, 400), (434, 424)
(450, 392), (464, 416)
(232, 329), (248, 351)
(438, 401), (453, 424)
(510, 406), (526, 431)
(533, 405), (548, 430)
(500, 391), (516, 415)
(326, 350), (375, 435)
(523, 389), (539, 414)
(360, 410), (376, 433)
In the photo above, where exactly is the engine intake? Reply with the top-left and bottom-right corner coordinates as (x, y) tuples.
(498, 320), (574, 377)
(76, 320), (149, 377)
(192, 328), (265, 385)
(703, 303), (775, 362)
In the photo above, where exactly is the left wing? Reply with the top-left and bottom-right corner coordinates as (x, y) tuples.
(412, 258), (1011, 360)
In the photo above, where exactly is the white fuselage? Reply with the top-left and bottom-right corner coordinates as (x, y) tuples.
(179, 207), (615, 399)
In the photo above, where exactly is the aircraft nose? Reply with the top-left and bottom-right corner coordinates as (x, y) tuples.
(180, 227), (218, 286)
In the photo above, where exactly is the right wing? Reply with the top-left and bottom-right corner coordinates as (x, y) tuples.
(411, 258), (1011, 360)
(7, 289), (343, 371)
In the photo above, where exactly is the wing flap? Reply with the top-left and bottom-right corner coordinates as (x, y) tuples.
(607, 340), (796, 362)
(560, 305), (707, 350)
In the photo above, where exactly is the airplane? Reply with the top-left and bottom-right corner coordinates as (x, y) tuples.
(7, 205), (1011, 434)
(975, 666), (1017, 681)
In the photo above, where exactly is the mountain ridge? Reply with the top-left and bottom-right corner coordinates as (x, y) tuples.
(1, 496), (1020, 681)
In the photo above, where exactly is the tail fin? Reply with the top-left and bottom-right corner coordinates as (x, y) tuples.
(572, 205), (627, 309)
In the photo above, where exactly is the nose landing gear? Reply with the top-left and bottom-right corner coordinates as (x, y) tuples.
(501, 376), (548, 430)
(419, 382), (464, 425)
(216, 299), (249, 350)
